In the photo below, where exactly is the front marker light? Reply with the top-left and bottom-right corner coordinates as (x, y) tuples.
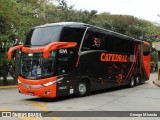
(42, 81), (56, 87)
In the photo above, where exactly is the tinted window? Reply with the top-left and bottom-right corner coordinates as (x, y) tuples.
(57, 57), (70, 75)
(103, 34), (113, 52)
(81, 29), (106, 51)
(110, 36), (134, 54)
(60, 27), (86, 47)
(81, 28), (134, 54)
(25, 26), (62, 46)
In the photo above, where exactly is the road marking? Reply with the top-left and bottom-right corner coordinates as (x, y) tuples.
(0, 108), (11, 111)
(29, 101), (61, 120)
(29, 102), (48, 111)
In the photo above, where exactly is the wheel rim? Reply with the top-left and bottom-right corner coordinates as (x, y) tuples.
(130, 77), (135, 86)
(78, 83), (86, 95)
(136, 76), (140, 85)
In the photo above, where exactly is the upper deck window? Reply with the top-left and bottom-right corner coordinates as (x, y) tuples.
(60, 27), (86, 47)
(81, 28), (134, 54)
(81, 29), (106, 51)
(25, 26), (62, 46)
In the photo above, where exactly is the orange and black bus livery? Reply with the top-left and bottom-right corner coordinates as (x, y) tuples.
(8, 22), (150, 98)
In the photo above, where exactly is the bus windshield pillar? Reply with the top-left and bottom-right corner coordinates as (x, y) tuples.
(8, 45), (23, 60)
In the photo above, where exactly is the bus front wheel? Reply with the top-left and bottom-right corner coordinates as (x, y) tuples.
(76, 80), (89, 97)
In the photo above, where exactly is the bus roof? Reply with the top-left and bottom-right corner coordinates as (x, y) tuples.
(34, 22), (145, 43)
(34, 22), (85, 28)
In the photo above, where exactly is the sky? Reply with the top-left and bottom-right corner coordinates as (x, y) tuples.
(66, 0), (160, 23)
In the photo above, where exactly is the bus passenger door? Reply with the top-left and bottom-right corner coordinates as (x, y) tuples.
(56, 50), (78, 97)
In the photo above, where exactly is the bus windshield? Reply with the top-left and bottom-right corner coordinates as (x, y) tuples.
(20, 51), (56, 79)
(25, 26), (62, 46)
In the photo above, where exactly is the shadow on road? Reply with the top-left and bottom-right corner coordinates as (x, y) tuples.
(23, 83), (146, 103)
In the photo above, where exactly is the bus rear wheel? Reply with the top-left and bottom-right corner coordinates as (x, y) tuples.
(76, 80), (89, 97)
(129, 75), (135, 88)
(135, 75), (141, 86)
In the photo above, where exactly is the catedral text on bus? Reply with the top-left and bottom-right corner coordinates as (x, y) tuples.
(8, 22), (151, 98)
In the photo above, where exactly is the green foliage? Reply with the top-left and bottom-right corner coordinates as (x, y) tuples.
(1, 0), (160, 42)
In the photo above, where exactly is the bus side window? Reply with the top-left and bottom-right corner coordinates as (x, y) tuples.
(106, 35), (134, 54)
(143, 44), (150, 56)
(57, 57), (70, 75)
(60, 27), (86, 47)
(81, 29), (105, 51)
(103, 34), (113, 52)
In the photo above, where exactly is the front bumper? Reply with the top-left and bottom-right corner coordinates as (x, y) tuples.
(18, 76), (57, 98)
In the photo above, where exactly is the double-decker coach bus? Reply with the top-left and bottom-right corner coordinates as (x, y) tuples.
(8, 22), (150, 98)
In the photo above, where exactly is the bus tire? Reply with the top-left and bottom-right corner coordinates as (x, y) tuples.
(129, 75), (135, 88)
(76, 80), (89, 97)
(135, 75), (141, 86)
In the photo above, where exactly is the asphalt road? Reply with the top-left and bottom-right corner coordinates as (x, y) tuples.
(0, 73), (160, 120)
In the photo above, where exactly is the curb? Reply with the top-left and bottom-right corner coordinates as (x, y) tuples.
(153, 81), (160, 87)
(0, 85), (17, 89)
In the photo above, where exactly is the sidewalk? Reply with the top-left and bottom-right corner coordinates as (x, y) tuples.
(151, 72), (160, 87)
(0, 76), (17, 89)
(153, 79), (160, 87)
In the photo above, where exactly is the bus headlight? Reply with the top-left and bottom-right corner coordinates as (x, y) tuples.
(42, 81), (56, 87)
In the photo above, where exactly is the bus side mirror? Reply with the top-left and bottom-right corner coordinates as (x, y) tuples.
(143, 51), (150, 56)
(8, 45), (23, 60)
(43, 42), (77, 59)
